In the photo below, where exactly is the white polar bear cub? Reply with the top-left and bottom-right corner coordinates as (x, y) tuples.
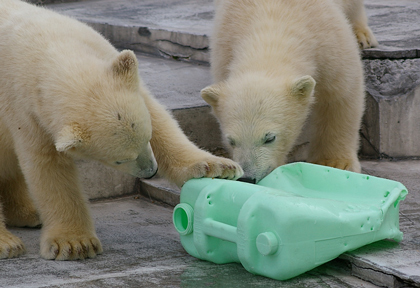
(202, 0), (377, 183)
(0, 0), (243, 260)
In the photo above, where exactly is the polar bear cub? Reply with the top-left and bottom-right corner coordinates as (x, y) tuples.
(202, 0), (377, 183)
(0, 0), (242, 260)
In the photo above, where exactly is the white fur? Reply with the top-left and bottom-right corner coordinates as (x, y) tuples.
(202, 0), (375, 182)
(0, 0), (243, 260)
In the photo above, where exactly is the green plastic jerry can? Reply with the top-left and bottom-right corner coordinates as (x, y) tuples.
(173, 162), (407, 280)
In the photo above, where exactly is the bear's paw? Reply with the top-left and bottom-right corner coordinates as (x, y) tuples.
(179, 156), (244, 186)
(41, 234), (103, 260)
(0, 230), (26, 259)
(354, 25), (378, 49)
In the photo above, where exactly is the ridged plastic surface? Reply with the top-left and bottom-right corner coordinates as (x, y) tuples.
(173, 162), (407, 280)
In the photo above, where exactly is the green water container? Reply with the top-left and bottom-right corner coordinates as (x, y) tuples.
(173, 162), (407, 280)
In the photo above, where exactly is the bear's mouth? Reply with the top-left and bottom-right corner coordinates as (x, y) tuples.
(237, 177), (256, 184)
(143, 167), (158, 179)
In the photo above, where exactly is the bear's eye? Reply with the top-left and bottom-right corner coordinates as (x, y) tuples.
(264, 134), (276, 144)
(115, 159), (130, 165)
(227, 137), (236, 147)
(115, 157), (136, 165)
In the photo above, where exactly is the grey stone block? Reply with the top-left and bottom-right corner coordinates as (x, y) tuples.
(76, 159), (136, 200)
(361, 59), (420, 158)
(172, 106), (224, 152)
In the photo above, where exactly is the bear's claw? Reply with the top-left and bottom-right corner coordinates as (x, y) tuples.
(41, 235), (103, 260)
(178, 156), (244, 186)
(203, 157), (244, 181)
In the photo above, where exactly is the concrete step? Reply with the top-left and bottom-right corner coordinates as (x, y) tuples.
(43, 0), (420, 61)
(345, 160), (420, 287)
(45, 0), (214, 64)
(43, 0), (420, 158)
(65, 0), (420, 204)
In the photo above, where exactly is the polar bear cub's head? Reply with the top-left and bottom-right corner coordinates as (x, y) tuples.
(54, 50), (158, 179)
(202, 73), (315, 183)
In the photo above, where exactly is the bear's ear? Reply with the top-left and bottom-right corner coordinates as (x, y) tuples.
(290, 75), (316, 98)
(111, 50), (139, 86)
(201, 83), (224, 108)
(55, 124), (85, 152)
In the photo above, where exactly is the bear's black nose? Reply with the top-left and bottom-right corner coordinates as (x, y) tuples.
(237, 177), (256, 184)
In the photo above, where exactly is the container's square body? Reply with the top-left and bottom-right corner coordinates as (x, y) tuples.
(173, 162), (407, 280)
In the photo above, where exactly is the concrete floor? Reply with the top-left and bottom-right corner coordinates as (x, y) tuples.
(1, 161), (418, 288)
(2, 196), (382, 288)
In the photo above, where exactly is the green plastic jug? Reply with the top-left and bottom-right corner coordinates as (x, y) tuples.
(173, 162), (407, 280)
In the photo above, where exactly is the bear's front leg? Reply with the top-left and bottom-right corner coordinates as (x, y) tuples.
(16, 144), (102, 260)
(307, 86), (364, 174)
(142, 90), (243, 187)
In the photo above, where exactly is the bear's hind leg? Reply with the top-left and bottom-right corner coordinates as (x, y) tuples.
(341, 0), (378, 49)
(0, 126), (29, 258)
(0, 199), (26, 258)
(2, 171), (41, 228)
